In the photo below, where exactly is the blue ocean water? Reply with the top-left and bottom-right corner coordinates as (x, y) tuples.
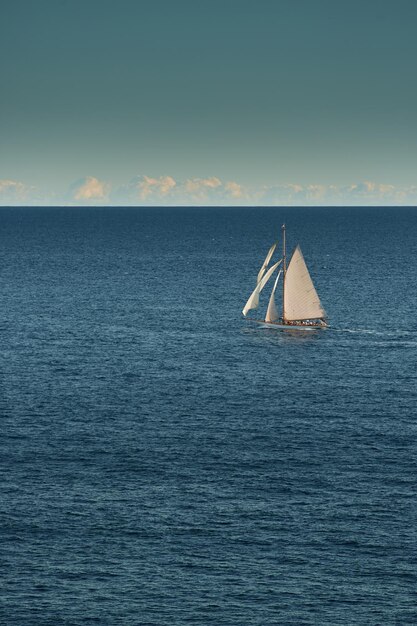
(1, 206), (416, 625)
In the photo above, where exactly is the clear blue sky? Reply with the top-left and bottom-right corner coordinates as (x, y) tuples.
(1, 0), (417, 204)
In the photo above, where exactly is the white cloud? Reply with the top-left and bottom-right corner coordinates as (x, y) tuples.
(113, 174), (246, 205)
(137, 175), (176, 200)
(69, 176), (110, 203)
(225, 180), (245, 199)
(110, 176), (417, 206)
(184, 177), (221, 193)
(183, 177), (223, 201)
(114, 175), (177, 204)
(0, 179), (35, 205)
(339, 181), (417, 205)
(257, 183), (305, 205)
(253, 180), (417, 206)
(2, 174), (417, 207)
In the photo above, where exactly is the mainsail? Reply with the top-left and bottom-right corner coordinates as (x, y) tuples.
(284, 245), (326, 320)
(243, 260), (281, 316)
(257, 242), (277, 283)
(265, 269), (282, 323)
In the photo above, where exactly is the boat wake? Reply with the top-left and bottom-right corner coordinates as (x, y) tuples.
(331, 327), (416, 337)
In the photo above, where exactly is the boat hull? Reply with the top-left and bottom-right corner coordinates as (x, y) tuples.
(248, 318), (327, 331)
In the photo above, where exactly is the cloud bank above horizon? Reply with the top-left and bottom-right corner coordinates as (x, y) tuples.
(2, 2), (417, 202)
(1, 175), (417, 207)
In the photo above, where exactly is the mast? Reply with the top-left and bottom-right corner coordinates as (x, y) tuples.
(281, 223), (286, 321)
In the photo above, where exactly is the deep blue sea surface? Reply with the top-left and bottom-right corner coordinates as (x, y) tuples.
(1, 206), (417, 625)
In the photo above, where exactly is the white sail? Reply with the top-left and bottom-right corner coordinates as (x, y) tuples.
(243, 260), (281, 316)
(257, 242), (277, 283)
(265, 269), (282, 322)
(284, 245), (326, 320)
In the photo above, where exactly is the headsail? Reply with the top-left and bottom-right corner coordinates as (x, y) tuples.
(265, 269), (282, 323)
(243, 260), (281, 316)
(284, 245), (326, 320)
(257, 242), (277, 283)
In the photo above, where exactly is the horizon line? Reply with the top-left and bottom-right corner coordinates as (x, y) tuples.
(1, 204), (417, 209)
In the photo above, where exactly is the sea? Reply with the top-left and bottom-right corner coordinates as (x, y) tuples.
(1, 206), (416, 625)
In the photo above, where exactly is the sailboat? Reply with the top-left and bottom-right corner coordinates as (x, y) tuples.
(242, 224), (328, 329)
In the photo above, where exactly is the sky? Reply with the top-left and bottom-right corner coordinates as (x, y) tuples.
(1, 0), (417, 206)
